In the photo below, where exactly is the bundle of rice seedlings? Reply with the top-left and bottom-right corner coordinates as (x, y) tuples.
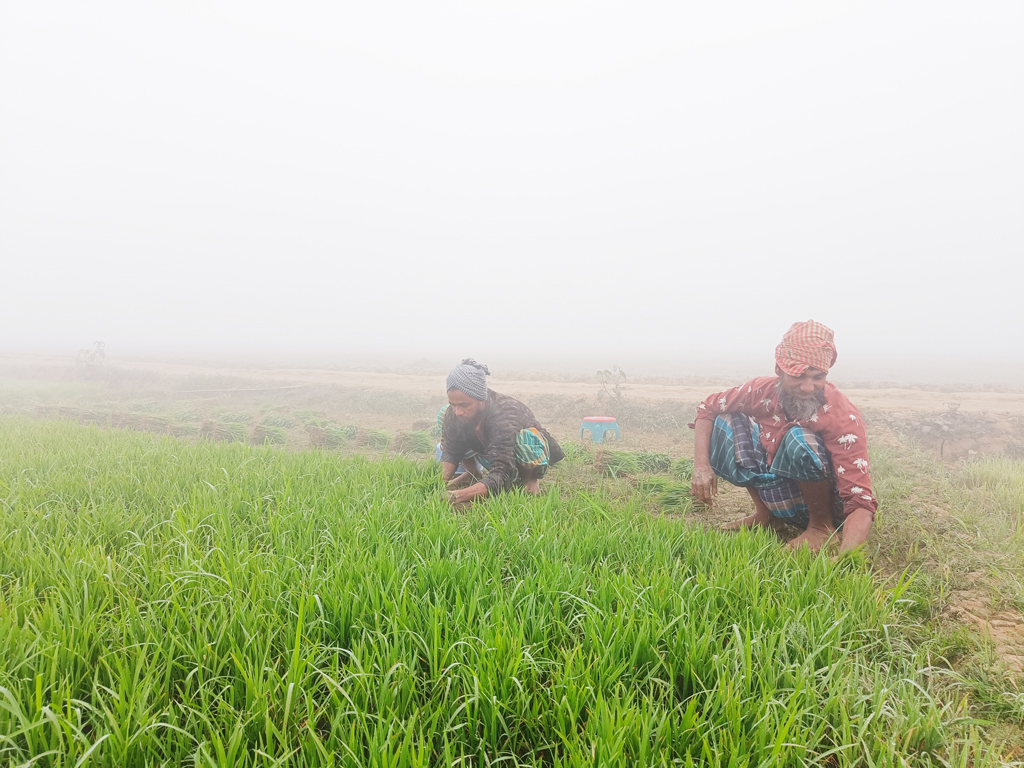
(77, 409), (109, 426)
(308, 425), (327, 448)
(169, 423), (199, 438)
(128, 413), (173, 433)
(672, 457), (695, 481)
(175, 407), (203, 424)
(200, 420), (247, 442)
(393, 430), (435, 454)
(251, 424), (287, 445)
(595, 449), (641, 477)
(260, 413), (295, 428)
(214, 410), (252, 424)
(294, 409), (325, 428)
(358, 428), (392, 450)
(635, 451), (672, 473)
(560, 441), (593, 464)
(324, 425), (353, 449)
(634, 476), (674, 494)
(657, 483), (694, 513)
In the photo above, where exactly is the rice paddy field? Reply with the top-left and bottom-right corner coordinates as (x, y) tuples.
(1, 368), (1023, 765)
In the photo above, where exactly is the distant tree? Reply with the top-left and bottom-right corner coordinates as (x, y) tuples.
(75, 341), (106, 379)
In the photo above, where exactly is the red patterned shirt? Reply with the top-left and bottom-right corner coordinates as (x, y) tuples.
(695, 376), (877, 518)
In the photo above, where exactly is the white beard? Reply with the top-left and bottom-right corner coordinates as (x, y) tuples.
(777, 381), (825, 422)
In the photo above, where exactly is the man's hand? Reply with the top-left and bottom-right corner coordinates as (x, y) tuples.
(447, 482), (488, 508)
(838, 507), (873, 553)
(691, 463), (718, 505)
(446, 471), (475, 490)
(691, 418), (717, 505)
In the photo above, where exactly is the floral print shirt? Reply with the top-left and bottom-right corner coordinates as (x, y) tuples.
(695, 376), (877, 518)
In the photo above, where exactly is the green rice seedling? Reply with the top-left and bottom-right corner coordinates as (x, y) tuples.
(325, 425), (353, 449)
(199, 419), (247, 442)
(76, 408), (111, 426)
(657, 482), (694, 513)
(307, 424), (327, 448)
(251, 423), (287, 445)
(633, 476), (695, 513)
(34, 403), (62, 419)
(595, 448), (641, 477)
(294, 409), (325, 427)
(560, 440), (594, 464)
(125, 412), (172, 433)
(958, 457), (1024, 538)
(213, 409), (253, 424)
(174, 406), (203, 423)
(261, 413), (295, 428)
(311, 424), (358, 450)
(672, 456), (695, 480)
(0, 415), (1013, 767)
(635, 450), (672, 473)
(358, 427), (392, 449)
(169, 422), (198, 438)
(392, 430), (435, 454)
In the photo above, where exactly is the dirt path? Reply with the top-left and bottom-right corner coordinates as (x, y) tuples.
(5, 353), (1024, 415)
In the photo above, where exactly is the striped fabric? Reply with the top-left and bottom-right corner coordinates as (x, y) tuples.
(710, 414), (844, 529)
(440, 389), (564, 494)
(450, 427), (551, 481)
(513, 427), (550, 468)
(774, 320), (838, 376)
(446, 359), (489, 401)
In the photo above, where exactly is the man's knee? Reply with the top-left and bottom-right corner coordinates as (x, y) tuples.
(776, 427), (831, 481)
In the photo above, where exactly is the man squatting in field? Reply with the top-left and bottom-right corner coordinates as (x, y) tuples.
(440, 359), (565, 506)
(691, 320), (877, 552)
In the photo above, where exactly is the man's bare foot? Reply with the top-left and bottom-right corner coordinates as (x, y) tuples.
(721, 514), (762, 531)
(720, 507), (778, 532)
(788, 525), (836, 553)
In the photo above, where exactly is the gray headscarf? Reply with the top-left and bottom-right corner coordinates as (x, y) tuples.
(446, 358), (490, 401)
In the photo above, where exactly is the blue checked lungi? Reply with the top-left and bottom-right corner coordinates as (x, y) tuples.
(710, 414), (844, 529)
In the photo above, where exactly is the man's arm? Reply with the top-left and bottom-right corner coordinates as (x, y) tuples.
(448, 481), (489, 506)
(839, 507), (872, 552)
(691, 418), (718, 505)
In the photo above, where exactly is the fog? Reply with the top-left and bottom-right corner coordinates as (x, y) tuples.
(2, 2), (1022, 383)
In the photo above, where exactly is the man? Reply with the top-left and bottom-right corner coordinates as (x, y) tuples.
(691, 321), (876, 552)
(440, 359), (565, 505)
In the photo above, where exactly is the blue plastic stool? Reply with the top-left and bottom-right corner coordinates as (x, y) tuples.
(580, 416), (620, 443)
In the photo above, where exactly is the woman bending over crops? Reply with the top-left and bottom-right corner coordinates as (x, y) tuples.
(440, 359), (565, 506)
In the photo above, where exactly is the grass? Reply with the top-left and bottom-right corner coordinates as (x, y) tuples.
(0, 417), (1016, 766)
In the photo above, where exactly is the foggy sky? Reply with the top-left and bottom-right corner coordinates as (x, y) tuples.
(2, 2), (1022, 381)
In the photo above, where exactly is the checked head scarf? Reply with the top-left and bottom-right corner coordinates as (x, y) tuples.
(775, 320), (838, 376)
(446, 358), (490, 401)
